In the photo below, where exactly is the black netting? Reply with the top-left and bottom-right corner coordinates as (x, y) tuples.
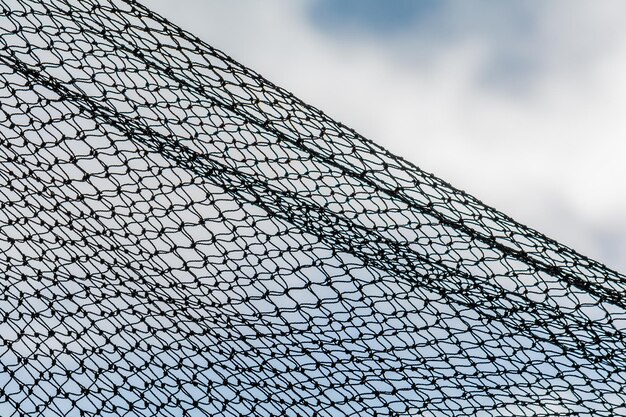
(0, 1), (625, 416)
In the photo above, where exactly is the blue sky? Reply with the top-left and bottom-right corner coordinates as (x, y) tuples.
(149, 0), (626, 273)
(309, 0), (443, 35)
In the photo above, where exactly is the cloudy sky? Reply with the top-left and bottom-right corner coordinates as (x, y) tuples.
(147, 0), (626, 273)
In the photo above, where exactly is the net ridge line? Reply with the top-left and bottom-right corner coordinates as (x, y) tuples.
(117, 0), (626, 288)
(2, 41), (625, 374)
(40, 12), (626, 312)
(1, 1), (624, 291)
(21, 0), (625, 300)
(1, 0), (626, 416)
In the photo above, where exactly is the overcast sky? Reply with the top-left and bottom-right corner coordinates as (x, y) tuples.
(147, 0), (626, 273)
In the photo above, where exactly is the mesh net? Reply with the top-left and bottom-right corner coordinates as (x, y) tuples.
(0, 1), (625, 416)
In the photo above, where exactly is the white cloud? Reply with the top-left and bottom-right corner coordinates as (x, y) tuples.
(147, 0), (626, 272)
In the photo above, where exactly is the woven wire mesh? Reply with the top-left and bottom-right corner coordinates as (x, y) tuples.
(0, 0), (625, 416)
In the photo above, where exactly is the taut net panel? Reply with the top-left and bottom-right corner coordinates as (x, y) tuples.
(0, 1), (625, 416)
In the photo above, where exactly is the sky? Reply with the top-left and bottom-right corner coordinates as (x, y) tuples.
(147, 0), (626, 273)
